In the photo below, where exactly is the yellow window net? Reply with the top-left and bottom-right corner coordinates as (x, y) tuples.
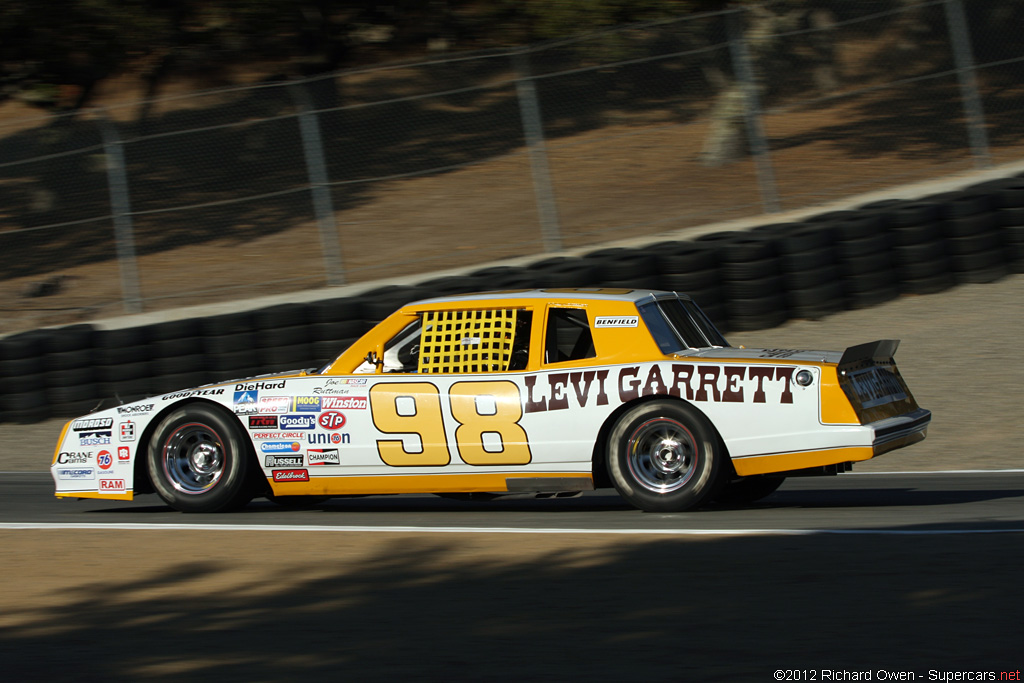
(417, 309), (518, 374)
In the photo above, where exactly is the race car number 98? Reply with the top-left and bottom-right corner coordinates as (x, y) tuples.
(370, 381), (532, 467)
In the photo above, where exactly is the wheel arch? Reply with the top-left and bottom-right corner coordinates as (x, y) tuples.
(590, 394), (730, 489)
(132, 398), (256, 497)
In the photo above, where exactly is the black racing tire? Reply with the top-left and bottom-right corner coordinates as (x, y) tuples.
(900, 272), (955, 295)
(147, 403), (256, 513)
(660, 267), (719, 292)
(715, 475), (786, 505)
(606, 400), (727, 512)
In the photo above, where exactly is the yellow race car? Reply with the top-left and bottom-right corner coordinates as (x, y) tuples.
(53, 289), (930, 512)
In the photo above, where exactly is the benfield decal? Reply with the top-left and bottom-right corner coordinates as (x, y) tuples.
(370, 381), (531, 467)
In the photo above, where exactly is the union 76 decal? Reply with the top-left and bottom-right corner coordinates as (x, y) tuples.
(369, 380), (532, 467)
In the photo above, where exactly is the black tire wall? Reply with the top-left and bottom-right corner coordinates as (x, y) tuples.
(4, 173), (1023, 423)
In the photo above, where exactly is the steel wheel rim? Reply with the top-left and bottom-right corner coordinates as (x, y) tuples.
(626, 417), (698, 493)
(162, 422), (226, 495)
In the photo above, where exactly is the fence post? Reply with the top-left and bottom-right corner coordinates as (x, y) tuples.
(98, 115), (142, 314)
(727, 8), (781, 214)
(944, 0), (991, 169)
(513, 50), (563, 253)
(289, 82), (346, 286)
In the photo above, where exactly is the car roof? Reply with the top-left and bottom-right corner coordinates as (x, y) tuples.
(404, 288), (686, 310)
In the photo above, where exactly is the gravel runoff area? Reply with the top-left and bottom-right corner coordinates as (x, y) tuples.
(3, 274), (1021, 474)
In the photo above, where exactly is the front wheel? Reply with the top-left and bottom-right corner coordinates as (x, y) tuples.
(607, 400), (727, 512)
(147, 403), (255, 513)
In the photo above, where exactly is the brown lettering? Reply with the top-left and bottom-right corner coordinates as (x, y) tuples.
(669, 364), (695, 400)
(695, 366), (721, 402)
(748, 367), (775, 403)
(642, 365), (668, 397)
(569, 371), (595, 408)
(618, 366), (641, 402)
(524, 375), (547, 413)
(776, 367), (794, 404)
(594, 369), (610, 406)
(722, 366), (746, 403)
(549, 373), (570, 411)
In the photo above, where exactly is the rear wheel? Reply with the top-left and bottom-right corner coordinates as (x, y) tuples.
(607, 400), (727, 512)
(147, 403), (255, 512)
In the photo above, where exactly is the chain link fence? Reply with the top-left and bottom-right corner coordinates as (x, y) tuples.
(2, 0), (1024, 333)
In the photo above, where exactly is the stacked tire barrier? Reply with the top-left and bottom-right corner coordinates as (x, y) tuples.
(3, 176), (1024, 424)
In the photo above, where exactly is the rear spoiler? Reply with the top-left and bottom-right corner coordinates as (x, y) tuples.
(838, 339), (900, 368)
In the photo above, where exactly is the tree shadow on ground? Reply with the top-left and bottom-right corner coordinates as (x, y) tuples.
(0, 531), (1019, 682)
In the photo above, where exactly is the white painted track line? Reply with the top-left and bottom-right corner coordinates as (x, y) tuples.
(2, 522), (1024, 536)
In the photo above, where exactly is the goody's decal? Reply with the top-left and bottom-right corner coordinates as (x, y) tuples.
(279, 414), (317, 430)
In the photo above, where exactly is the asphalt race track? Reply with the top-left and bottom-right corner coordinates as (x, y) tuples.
(1, 471), (1022, 681)
(3, 470), (1024, 534)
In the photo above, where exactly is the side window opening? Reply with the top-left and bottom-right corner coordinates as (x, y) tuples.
(545, 307), (595, 364)
(397, 308), (533, 374)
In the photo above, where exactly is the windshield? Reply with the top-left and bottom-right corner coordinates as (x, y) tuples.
(637, 296), (728, 353)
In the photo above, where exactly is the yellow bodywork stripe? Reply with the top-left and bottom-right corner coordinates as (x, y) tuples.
(55, 490), (134, 501)
(268, 472), (591, 496)
(732, 447), (873, 477)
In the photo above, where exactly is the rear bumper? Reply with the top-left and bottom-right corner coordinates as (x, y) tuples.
(871, 408), (931, 456)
